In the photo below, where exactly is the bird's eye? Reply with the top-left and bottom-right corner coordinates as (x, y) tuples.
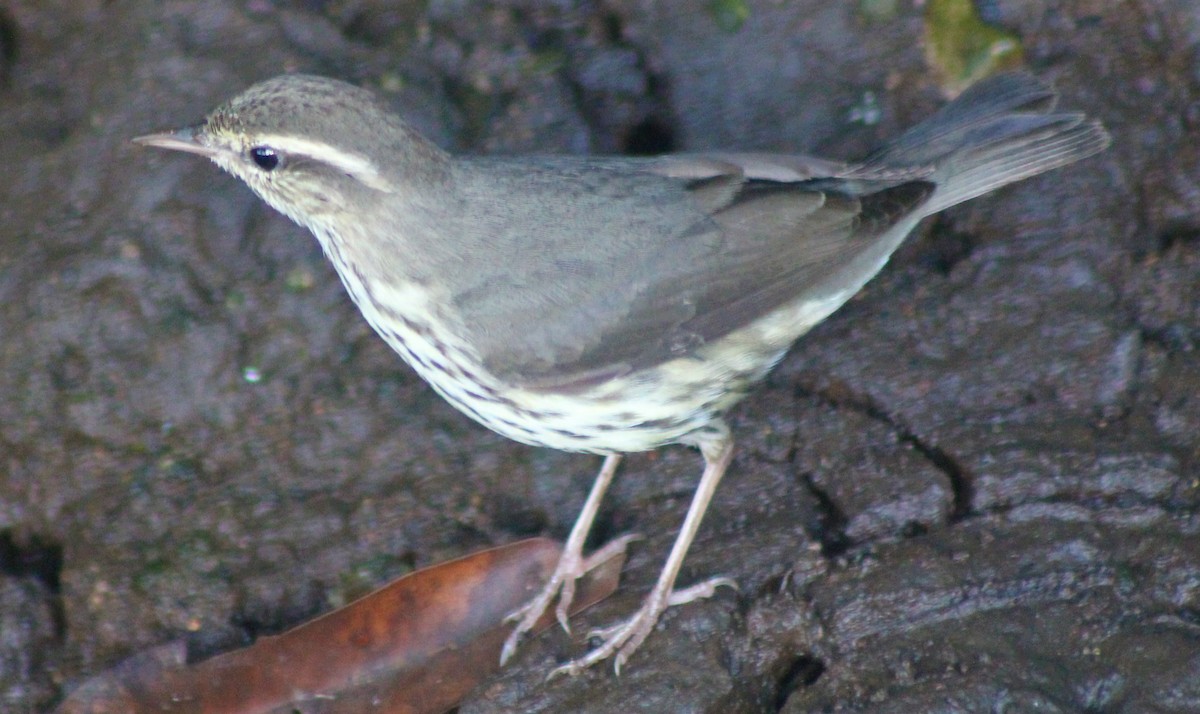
(249, 146), (281, 171)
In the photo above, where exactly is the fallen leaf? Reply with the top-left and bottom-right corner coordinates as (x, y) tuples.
(57, 537), (623, 713)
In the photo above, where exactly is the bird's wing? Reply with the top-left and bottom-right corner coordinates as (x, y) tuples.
(445, 154), (933, 389)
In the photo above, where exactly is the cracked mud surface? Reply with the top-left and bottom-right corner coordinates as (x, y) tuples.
(1, 0), (1198, 711)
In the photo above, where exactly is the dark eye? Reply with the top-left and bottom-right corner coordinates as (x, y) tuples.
(249, 146), (281, 171)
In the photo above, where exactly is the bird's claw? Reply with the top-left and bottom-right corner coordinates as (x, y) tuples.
(501, 533), (643, 665)
(547, 575), (736, 679)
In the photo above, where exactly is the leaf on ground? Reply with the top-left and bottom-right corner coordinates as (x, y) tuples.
(56, 537), (624, 714)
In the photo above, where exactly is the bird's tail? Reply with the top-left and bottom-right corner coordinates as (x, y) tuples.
(856, 73), (1110, 215)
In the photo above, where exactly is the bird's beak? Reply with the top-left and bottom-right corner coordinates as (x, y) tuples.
(132, 126), (219, 158)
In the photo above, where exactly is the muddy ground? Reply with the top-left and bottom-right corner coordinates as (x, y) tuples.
(0, 0), (1198, 711)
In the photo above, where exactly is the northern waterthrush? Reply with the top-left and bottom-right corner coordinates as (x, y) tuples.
(134, 71), (1109, 674)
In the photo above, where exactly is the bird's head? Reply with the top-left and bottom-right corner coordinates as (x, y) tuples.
(134, 74), (448, 226)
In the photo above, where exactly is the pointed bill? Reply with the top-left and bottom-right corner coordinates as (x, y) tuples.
(132, 126), (219, 158)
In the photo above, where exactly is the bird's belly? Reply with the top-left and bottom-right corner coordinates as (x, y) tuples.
(417, 354), (759, 454)
(459, 290), (858, 453)
(372, 312), (779, 454)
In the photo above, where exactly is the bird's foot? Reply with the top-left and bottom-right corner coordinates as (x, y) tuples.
(501, 534), (641, 665)
(548, 575), (737, 678)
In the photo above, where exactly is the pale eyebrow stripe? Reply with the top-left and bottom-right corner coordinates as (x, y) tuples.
(254, 134), (394, 192)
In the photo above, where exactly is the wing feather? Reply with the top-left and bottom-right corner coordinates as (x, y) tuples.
(445, 154), (932, 388)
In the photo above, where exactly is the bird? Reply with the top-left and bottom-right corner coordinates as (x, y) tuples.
(133, 70), (1109, 675)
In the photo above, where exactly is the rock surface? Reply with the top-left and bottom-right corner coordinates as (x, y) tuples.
(0, 0), (1196, 711)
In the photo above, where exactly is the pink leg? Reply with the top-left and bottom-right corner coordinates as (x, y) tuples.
(551, 423), (736, 677)
(501, 453), (628, 665)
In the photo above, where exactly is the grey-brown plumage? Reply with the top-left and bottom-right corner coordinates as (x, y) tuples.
(134, 71), (1109, 674)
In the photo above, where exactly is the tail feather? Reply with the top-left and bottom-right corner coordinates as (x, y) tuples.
(924, 116), (1109, 214)
(872, 72), (1059, 166)
(856, 72), (1110, 214)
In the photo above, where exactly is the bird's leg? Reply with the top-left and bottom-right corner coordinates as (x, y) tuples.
(550, 423), (737, 677)
(501, 453), (628, 665)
